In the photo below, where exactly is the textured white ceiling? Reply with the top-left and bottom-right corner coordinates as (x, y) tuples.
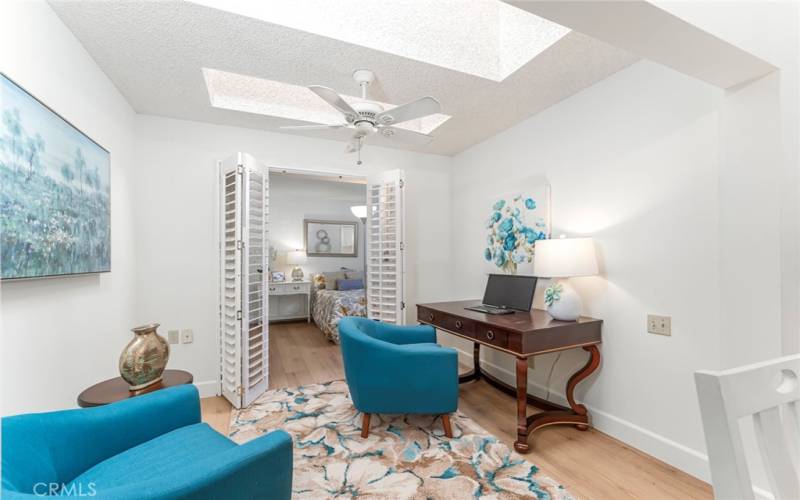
(48, 0), (638, 156)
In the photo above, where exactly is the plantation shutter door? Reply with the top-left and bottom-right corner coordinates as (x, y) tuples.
(220, 156), (243, 408)
(219, 152), (268, 409)
(241, 154), (268, 407)
(367, 169), (405, 324)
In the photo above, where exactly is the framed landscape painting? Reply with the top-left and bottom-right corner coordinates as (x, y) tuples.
(0, 74), (110, 280)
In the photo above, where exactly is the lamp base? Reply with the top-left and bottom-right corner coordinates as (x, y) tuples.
(291, 267), (304, 282)
(545, 279), (582, 321)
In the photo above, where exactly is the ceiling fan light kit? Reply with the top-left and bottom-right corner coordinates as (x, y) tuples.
(279, 69), (441, 163)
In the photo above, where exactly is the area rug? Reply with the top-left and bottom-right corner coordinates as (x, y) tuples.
(229, 380), (573, 499)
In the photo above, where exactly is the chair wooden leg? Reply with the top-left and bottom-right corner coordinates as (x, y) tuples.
(361, 413), (371, 438)
(442, 414), (453, 438)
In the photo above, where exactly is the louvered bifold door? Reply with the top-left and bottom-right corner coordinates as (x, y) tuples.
(219, 153), (268, 409)
(241, 157), (268, 407)
(220, 157), (243, 408)
(367, 169), (405, 324)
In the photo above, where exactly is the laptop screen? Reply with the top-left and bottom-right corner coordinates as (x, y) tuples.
(482, 274), (538, 312)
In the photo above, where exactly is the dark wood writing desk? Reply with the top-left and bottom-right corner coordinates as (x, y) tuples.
(417, 300), (602, 453)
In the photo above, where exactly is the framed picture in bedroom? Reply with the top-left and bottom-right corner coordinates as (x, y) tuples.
(304, 219), (358, 257)
(0, 73), (111, 280)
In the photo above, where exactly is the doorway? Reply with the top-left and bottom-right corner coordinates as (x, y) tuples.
(219, 157), (405, 409)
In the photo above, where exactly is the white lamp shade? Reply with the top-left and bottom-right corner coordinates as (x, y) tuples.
(533, 238), (598, 278)
(286, 250), (307, 265)
(350, 205), (367, 219)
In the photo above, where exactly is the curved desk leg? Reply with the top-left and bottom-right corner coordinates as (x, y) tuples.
(567, 345), (601, 430)
(514, 345), (601, 453)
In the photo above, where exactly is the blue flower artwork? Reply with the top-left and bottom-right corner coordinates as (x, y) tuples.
(484, 189), (549, 274)
(1, 74), (110, 279)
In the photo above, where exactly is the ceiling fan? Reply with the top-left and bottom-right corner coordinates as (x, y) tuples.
(280, 69), (442, 163)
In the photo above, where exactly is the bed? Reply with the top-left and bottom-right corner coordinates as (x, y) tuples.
(311, 276), (367, 343)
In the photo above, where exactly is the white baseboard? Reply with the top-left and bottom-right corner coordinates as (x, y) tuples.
(194, 380), (220, 399)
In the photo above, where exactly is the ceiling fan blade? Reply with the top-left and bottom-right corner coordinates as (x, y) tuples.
(378, 126), (433, 145)
(344, 135), (363, 154)
(375, 96), (441, 126)
(279, 124), (348, 130)
(309, 86), (358, 122)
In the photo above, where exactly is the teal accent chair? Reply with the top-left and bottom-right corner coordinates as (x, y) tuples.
(1, 385), (293, 499)
(338, 317), (459, 438)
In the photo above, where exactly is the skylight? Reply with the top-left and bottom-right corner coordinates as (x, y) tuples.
(189, 0), (570, 82)
(202, 68), (451, 134)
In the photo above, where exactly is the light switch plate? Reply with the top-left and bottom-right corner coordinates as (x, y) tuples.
(167, 330), (179, 344)
(647, 314), (671, 336)
(181, 329), (194, 344)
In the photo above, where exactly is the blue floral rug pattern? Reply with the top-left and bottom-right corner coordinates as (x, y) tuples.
(230, 380), (574, 499)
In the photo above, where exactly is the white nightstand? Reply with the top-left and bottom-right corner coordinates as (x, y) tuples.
(268, 281), (311, 322)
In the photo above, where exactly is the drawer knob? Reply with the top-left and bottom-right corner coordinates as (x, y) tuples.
(455, 320), (463, 329)
(428, 313), (434, 321)
(486, 330), (495, 340)
(269, 287), (276, 291)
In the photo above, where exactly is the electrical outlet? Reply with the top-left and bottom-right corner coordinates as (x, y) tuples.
(167, 330), (179, 344)
(647, 314), (671, 336)
(181, 329), (194, 344)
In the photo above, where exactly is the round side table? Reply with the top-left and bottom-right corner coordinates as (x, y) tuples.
(77, 369), (194, 408)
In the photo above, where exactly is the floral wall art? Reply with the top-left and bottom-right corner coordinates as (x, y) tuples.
(484, 187), (550, 274)
(0, 74), (110, 280)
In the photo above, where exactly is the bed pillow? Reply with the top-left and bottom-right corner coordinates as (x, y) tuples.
(345, 270), (364, 281)
(322, 271), (347, 290)
(337, 279), (364, 291)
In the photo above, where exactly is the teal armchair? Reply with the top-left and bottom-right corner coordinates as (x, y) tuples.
(338, 317), (459, 438)
(1, 385), (292, 499)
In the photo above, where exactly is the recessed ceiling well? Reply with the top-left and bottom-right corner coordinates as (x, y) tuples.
(189, 0), (571, 82)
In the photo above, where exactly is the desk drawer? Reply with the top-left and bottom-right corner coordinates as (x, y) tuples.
(475, 324), (508, 348)
(417, 307), (475, 338)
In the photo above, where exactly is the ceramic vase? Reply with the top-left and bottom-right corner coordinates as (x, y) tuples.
(119, 323), (170, 391)
(544, 279), (582, 321)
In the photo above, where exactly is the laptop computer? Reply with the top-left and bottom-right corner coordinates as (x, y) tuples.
(465, 274), (538, 315)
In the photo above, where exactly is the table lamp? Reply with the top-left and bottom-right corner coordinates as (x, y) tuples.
(533, 237), (598, 321)
(286, 250), (307, 282)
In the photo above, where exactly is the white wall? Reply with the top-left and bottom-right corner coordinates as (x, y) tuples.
(0, 1), (138, 414)
(449, 60), (724, 479)
(270, 174), (366, 278)
(645, 5), (799, 494)
(654, 0), (800, 359)
(132, 115), (452, 395)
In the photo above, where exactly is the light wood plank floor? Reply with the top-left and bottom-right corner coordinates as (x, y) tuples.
(202, 321), (712, 500)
